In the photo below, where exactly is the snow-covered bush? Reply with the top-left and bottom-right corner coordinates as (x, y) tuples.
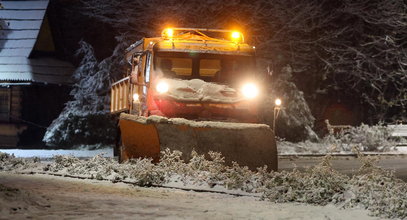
(223, 162), (255, 191)
(186, 151), (227, 185)
(322, 124), (396, 152)
(158, 149), (187, 174)
(158, 150), (227, 187)
(44, 113), (117, 147)
(0, 153), (40, 171)
(260, 156), (348, 205)
(46, 153), (166, 186)
(343, 154), (407, 218)
(125, 158), (166, 186)
(48, 155), (81, 172)
(0, 152), (15, 171)
(0, 152), (14, 162)
(346, 172), (407, 218)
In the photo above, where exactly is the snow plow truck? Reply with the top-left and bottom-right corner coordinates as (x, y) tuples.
(110, 28), (278, 170)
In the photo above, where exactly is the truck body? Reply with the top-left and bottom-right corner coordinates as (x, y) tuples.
(111, 28), (277, 170)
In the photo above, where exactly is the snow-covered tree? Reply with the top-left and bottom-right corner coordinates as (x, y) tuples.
(43, 41), (120, 147)
(311, 0), (407, 122)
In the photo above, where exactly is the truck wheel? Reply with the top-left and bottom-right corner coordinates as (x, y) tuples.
(114, 127), (122, 162)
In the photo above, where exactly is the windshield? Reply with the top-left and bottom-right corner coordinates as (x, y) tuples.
(154, 52), (255, 84)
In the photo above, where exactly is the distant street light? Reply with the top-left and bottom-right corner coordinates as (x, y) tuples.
(273, 98), (282, 132)
(275, 98), (282, 106)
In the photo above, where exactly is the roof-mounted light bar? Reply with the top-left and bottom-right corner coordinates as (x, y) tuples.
(161, 28), (244, 43)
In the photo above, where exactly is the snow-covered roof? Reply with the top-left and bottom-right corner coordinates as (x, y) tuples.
(0, 0), (74, 85)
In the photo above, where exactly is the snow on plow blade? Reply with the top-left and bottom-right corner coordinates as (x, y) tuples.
(119, 113), (278, 171)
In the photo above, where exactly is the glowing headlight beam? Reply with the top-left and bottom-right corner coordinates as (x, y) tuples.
(241, 83), (259, 99)
(156, 81), (169, 94)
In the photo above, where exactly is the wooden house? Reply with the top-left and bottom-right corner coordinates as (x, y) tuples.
(0, 0), (74, 147)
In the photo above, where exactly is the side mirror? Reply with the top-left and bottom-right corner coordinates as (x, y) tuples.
(130, 59), (138, 84)
(130, 69), (138, 84)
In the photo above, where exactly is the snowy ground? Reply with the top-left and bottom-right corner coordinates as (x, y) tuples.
(0, 148), (113, 158)
(0, 173), (378, 220)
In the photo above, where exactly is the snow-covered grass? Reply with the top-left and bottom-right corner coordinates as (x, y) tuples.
(0, 147), (113, 159)
(278, 123), (405, 155)
(1, 150), (406, 219)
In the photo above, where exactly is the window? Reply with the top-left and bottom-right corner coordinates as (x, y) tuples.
(155, 52), (255, 84)
(200, 59), (221, 77)
(213, 56), (255, 84)
(156, 56), (193, 77)
(0, 88), (10, 121)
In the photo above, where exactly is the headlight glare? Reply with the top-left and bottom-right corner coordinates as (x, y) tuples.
(241, 83), (259, 99)
(156, 81), (169, 94)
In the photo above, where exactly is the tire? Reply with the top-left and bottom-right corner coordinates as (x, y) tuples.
(114, 127), (122, 162)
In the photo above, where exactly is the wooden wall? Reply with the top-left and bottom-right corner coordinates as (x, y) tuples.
(18, 84), (70, 147)
(0, 84), (70, 148)
(10, 86), (22, 122)
(0, 86), (26, 147)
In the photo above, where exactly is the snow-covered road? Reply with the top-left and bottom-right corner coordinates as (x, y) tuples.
(0, 173), (378, 220)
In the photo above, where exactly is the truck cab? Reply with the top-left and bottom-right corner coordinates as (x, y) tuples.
(111, 28), (261, 122)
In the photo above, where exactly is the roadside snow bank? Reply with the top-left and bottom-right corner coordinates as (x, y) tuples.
(278, 124), (405, 155)
(1, 150), (406, 219)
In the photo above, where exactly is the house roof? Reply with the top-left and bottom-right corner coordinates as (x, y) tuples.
(0, 0), (74, 85)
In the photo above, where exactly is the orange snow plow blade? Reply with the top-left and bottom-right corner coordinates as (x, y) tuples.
(119, 113), (278, 170)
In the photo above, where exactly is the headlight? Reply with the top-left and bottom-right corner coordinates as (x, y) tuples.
(241, 83), (259, 99)
(156, 81), (169, 94)
(133, 93), (139, 102)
